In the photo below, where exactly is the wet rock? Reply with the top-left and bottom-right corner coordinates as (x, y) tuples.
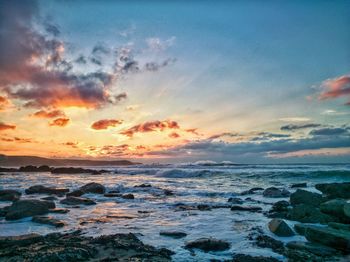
(122, 193), (135, 199)
(290, 189), (324, 207)
(19, 165), (51, 172)
(287, 204), (336, 224)
(160, 231), (187, 239)
(41, 196), (58, 201)
(197, 204), (212, 211)
(232, 254), (281, 262)
(286, 241), (339, 256)
(60, 196), (96, 205)
(320, 199), (347, 218)
(164, 189), (174, 196)
(344, 203), (350, 218)
(291, 182), (307, 188)
(134, 183), (152, 188)
(185, 237), (230, 252)
(328, 222), (350, 231)
(271, 200), (290, 212)
(0, 206), (9, 217)
(5, 199), (55, 220)
(303, 225), (350, 252)
(294, 223), (308, 235)
(254, 234), (284, 254)
(79, 182), (106, 194)
(49, 208), (69, 214)
(315, 182), (350, 199)
(66, 189), (84, 197)
(231, 205), (262, 212)
(32, 216), (65, 227)
(25, 185), (69, 195)
(228, 197), (244, 204)
(0, 189), (21, 201)
(0, 167), (18, 172)
(174, 204), (197, 211)
(263, 187), (290, 198)
(104, 193), (121, 197)
(268, 218), (295, 237)
(0, 233), (43, 247)
(240, 187), (264, 195)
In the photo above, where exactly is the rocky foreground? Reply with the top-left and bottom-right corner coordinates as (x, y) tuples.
(1, 166), (350, 261)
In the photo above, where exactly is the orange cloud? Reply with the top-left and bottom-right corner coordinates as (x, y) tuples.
(49, 118), (70, 127)
(91, 119), (123, 130)
(0, 122), (16, 131)
(185, 128), (200, 135)
(0, 96), (12, 111)
(61, 141), (79, 148)
(169, 132), (180, 138)
(1, 136), (33, 143)
(319, 75), (350, 105)
(120, 120), (180, 137)
(31, 109), (66, 118)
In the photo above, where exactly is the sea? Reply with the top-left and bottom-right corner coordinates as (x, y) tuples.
(1, 162), (350, 261)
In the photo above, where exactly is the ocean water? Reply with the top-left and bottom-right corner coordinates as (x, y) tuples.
(1, 163), (350, 261)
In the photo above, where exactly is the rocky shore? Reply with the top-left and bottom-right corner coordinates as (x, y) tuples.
(1, 166), (350, 261)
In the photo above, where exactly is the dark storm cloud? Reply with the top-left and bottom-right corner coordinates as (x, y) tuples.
(309, 127), (349, 136)
(280, 123), (322, 131)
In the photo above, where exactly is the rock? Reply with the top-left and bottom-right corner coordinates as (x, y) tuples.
(0, 233), (43, 247)
(25, 185), (69, 195)
(286, 241), (339, 256)
(303, 225), (350, 252)
(185, 237), (230, 252)
(122, 194), (134, 199)
(263, 187), (290, 198)
(271, 200), (290, 212)
(66, 189), (84, 197)
(254, 234), (285, 254)
(197, 204), (212, 211)
(344, 203), (350, 218)
(291, 182), (307, 188)
(0, 206), (9, 217)
(41, 196), (58, 201)
(290, 189), (324, 207)
(294, 223), (309, 236)
(228, 197), (244, 204)
(49, 208), (70, 214)
(79, 182), (106, 194)
(240, 187), (264, 195)
(5, 200), (55, 220)
(159, 231), (187, 239)
(32, 216), (65, 227)
(320, 199), (347, 218)
(287, 204), (336, 224)
(268, 218), (295, 237)
(104, 193), (121, 197)
(328, 222), (350, 231)
(60, 196), (96, 205)
(164, 189), (174, 196)
(134, 183), (152, 188)
(0, 189), (21, 201)
(19, 165), (51, 172)
(231, 205), (262, 212)
(232, 254), (281, 262)
(315, 182), (350, 199)
(51, 167), (101, 174)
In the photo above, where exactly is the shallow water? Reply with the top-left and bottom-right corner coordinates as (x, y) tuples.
(1, 163), (350, 261)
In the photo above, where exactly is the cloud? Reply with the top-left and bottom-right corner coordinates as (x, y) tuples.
(309, 127), (349, 136)
(278, 117), (311, 122)
(281, 123), (322, 131)
(49, 118), (70, 127)
(169, 132), (180, 138)
(0, 122), (16, 131)
(1, 136), (34, 143)
(185, 128), (200, 136)
(91, 119), (123, 130)
(120, 120), (180, 137)
(146, 37), (176, 51)
(31, 109), (66, 118)
(61, 141), (78, 148)
(0, 96), (12, 111)
(319, 75), (350, 105)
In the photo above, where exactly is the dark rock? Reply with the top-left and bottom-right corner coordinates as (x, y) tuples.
(66, 189), (84, 197)
(104, 193), (121, 197)
(287, 204), (336, 224)
(49, 208), (70, 214)
(268, 218), (295, 237)
(122, 194), (135, 199)
(240, 187), (264, 195)
(328, 222), (350, 231)
(0, 206), (9, 217)
(134, 183), (152, 188)
(286, 241), (339, 256)
(254, 234), (284, 254)
(25, 185), (69, 195)
(0, 189), (21, 201)
(344, 203), (350, 218)
(51, 167), (101, 174)
(0, 233), (43, 247)
(291, 182), (307, 188)
(32, 216), (65, 227)
(320, 199), (347, 218)
(41, 196), (58, 201)
(294, 223), (308, 236)
(79, 182), (106, 194)
(197, 204), (212, 211)
(19, 165), (51, 172)
(160, 231), (187, 239)
(232, 254), (281, 262)
(290, 189), (324, 207)
(231, 205), (262, 212)
(60, 196), (96, 205)
(5, 200), (55, 220)
(228, 197), (243, 204)
(0, 167), (18, 172)
(263, 187), (290, 198)
(315, 182), (350, 199)
(185, 237), (230, 252)
(271, 200), (290, 212)
(164, 189), (174, 196)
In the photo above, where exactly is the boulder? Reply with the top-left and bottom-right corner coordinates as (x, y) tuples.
(197, 204), (212, 211)
(291, 182), (307, 188)
(51, 167), (101, 174)
(49, 208), (70, 214)
(290, 189), (323, 207)
(134, 183), (152, 188)
(5, 200), (55, 220)
(0, 206), (9, 217)
(320, 199), (347, 218)
(232, 254), (280, 262)
(0, 189), (21, 201)
(328, 222), (350, 231)
(32, 216), (65, 227)
(303, 225), (350, 252)
(294, 223), (309, 236)
(231, 205), (262, 212)
(25, 185), (69, 195)
(159, 231), (187, 239)
(228, 197), (244, 204)
(60, 196), (96, 205)
(185, 237), (230, 252)
(19, 165), (51, 172)
(268, 218), (295, 237)
(287, 204), (336, 224)
(41, 196), (58, 201)
(66, 189), (84, 197)
(104, 193), (121, 197)
(271, 200), (290, 212)
(344, 203), (350, 218)
(315, 182), (350, 199)
(79, 182), (106, 194)
(254, 234), (284, 254)
(286, 241), (339, 256)
(240, 187), (264, 195)
(263, 187), (290, 198)
(122, 194), (135, 199)
(0, 234), (43, 247)
(163, 189), (174, 196)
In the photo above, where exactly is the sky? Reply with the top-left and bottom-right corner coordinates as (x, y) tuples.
(0, 0), (350, 163)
